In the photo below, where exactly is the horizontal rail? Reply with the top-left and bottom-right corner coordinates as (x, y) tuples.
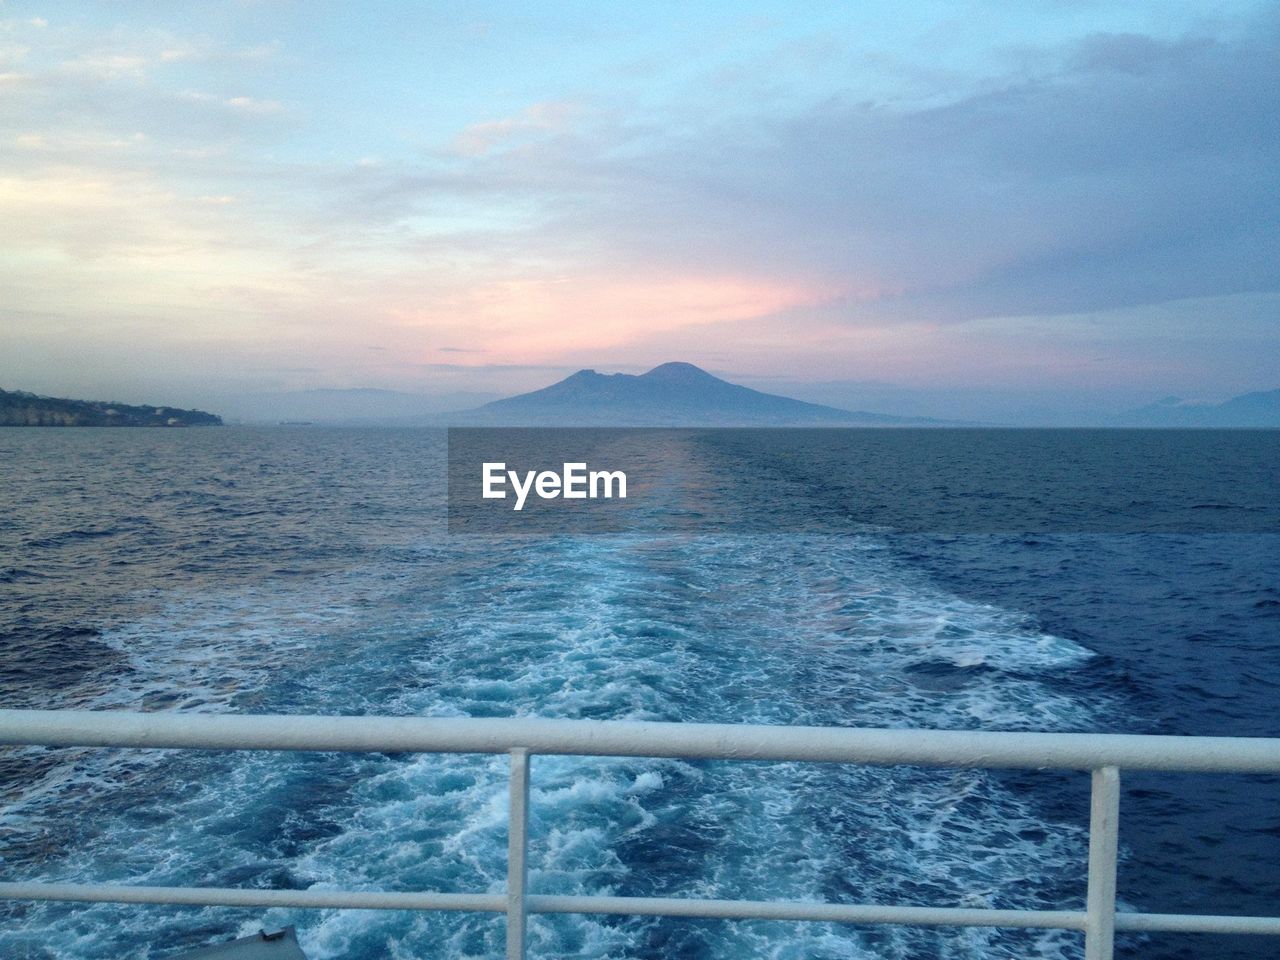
(528, 895), (1083, 929)
(3, 882), (1279, 935)
(1116, 912), (1280, 935)
(3, 709), (1280, 772)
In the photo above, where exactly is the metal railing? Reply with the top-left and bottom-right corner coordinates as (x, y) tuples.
(2, 709), (1280, 959)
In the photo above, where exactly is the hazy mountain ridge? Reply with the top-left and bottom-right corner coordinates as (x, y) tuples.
(455, 362), (953, 426)
(0, 388), (222, 427)
(1120, 389), (1280, 427)
(11, 376), (1274, 428)
(216, 388), (499, 424)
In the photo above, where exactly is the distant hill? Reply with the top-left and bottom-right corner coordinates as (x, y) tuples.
(453, 362), (950, 426)
(217, 387), (499, 424)
(0, 388), (222, 427)
(1120, 389), (1280, 427)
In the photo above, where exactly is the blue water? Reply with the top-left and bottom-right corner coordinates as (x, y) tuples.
(0, 428), (1276, 959)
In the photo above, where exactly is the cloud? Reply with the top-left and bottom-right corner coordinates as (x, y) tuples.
(599, 22), (1280, 322)
(1, 7), (1276, 402)
(450, 101), (581, 157)
(224, 95), (283, 114)
(347, 16), (1280, 334)
(0, 24), (292, 178)
(62, 52), (150, 78)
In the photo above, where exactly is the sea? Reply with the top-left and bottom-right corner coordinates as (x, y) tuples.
(0, 427), (1277, 960)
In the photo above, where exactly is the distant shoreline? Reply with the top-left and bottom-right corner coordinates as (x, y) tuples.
(0, 388), (222, 427)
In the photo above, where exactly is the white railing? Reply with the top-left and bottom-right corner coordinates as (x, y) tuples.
(2, 710), (1280, 960)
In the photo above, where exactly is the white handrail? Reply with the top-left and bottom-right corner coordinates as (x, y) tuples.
(2, 709), (1279, 960)
(3, 709), (1280, 772)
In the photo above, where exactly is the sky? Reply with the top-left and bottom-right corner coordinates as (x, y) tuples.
(1, 0), (1277, 418)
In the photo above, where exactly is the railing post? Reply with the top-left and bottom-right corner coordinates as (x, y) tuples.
(507, 748), (531, 960)
(1085, 766), (1120, 960)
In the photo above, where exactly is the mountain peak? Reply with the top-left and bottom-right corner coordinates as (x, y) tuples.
(640, 362), (721, 383)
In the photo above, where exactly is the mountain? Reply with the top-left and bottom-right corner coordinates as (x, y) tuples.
(1120, 389), (1280, 427)
(454, 362), (949, 426)
(0, 388), (222, 427)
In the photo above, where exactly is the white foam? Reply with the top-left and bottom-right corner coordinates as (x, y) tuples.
(2, 533), (1115, 959)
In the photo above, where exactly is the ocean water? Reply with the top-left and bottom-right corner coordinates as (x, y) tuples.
(0, 427), (1276, 960)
